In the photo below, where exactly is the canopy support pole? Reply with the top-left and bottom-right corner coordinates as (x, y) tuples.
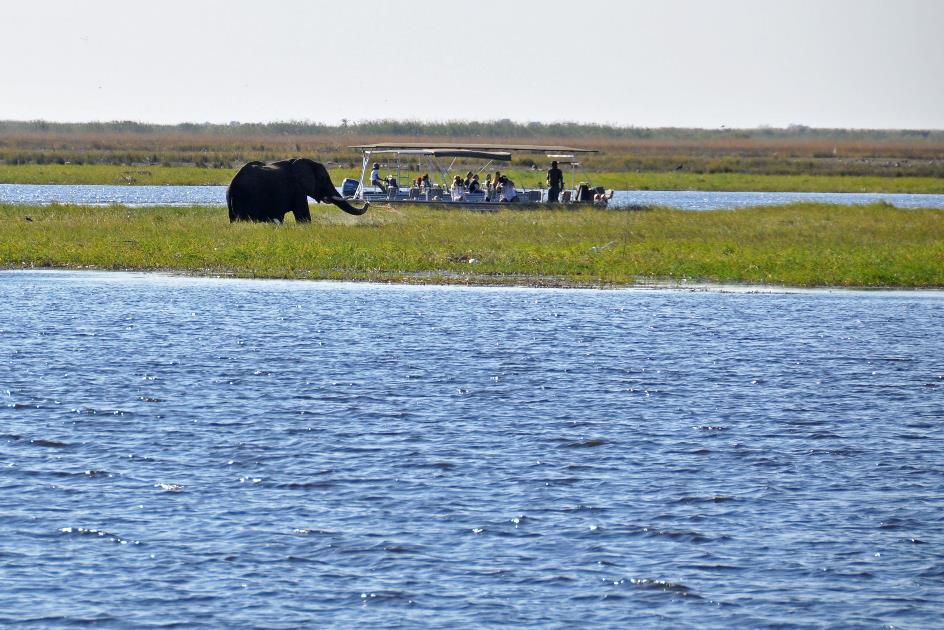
(431, 156), (449, 188)
(355, 151), (371, 199)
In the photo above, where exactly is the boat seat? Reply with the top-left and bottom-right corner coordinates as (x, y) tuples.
(561, 190), (572, 202)
(464, 192), (486, 203)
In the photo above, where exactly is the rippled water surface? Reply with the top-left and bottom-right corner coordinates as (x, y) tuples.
(2, 271), (943, 627)
(3, 183), (944, 210)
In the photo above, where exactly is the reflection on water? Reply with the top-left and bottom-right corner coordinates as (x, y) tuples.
(1, 271), (943, 627)
(2, 183), (944, 210)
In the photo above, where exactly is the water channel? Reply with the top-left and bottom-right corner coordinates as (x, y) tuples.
(3, 183), (944, 210)
(2, 270), (942, 626)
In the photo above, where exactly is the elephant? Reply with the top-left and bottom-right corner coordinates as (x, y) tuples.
(226, 158), (368, 223)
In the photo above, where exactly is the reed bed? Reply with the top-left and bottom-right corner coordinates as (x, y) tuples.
(2, 202), (941, 288)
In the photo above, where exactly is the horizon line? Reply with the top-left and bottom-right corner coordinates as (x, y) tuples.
(2, 118), (943, 133)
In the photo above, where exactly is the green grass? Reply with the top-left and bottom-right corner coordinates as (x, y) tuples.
(2, 163), (944, 193)
(2, 202), (942, 288)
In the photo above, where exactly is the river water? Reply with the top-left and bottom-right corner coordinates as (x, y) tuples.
(3, 183), (944, 210)
(1, 270), (942, 627)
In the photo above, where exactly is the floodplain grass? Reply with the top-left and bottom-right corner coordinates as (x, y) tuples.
(4, 120), (944, 178)
(2, 163), (944, 194)
(2, 202), (942, 288)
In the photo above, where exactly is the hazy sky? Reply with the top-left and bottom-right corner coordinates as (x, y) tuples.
(4, 0), (943, 129)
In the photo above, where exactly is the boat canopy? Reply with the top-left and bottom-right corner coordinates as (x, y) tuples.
(351, 142), (597, 154)
(368, 148), (512, 161)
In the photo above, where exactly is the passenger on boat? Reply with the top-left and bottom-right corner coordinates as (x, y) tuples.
(546, 160), (564, 203)
(422, 173), (431, 190)
(463, 171), (474, 187)
(484, 174), (493, 201)
(370, 163), (387, 193)
(499, 176), (518, 202)
(576, 183), (593, 202)
(468, 174), (481, 194)
(451, 175), (465, 201)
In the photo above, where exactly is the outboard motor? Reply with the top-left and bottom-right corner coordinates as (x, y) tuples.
(341, 178), (359, 197)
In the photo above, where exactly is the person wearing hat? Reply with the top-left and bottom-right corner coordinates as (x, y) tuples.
(370, 162), (387, 193)
(546, 160), (564, 203)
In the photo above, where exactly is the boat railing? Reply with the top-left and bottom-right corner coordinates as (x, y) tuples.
(359, 186), (557, 204)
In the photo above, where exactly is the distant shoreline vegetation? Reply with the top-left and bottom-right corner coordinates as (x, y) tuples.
(3, 119), (943, 140)
(2, 119), (943, 181)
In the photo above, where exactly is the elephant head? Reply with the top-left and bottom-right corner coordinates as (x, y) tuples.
(289, 158), (369, 216)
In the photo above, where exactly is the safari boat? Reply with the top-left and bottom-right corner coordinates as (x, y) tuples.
(344, 143), (614, 207)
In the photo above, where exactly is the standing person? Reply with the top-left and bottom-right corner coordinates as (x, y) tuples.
(484, 174), (494, 201)
(370, 162), (387, 193)
(546, 160), (564, 202)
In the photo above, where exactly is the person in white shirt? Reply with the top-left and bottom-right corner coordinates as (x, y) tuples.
(499, 176), (518, 202)
(450, 175), (465, 201)
(370, 162), (387, 193)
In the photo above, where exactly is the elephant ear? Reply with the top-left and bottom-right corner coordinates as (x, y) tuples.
(289, 158), (326, 202)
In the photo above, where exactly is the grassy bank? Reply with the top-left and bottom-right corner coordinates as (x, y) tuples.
(2, 203), (942, 288)
(2, 163), (944, 194)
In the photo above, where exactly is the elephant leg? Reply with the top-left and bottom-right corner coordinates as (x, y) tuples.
(291, 193), (311, 223)
(293, 206), (311, 223)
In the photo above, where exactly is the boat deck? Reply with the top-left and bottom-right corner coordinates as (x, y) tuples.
(361, 188), (544, 204)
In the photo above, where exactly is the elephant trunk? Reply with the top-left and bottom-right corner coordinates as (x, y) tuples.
(310, 165), (369, 215)
(329, 195), (370, 216)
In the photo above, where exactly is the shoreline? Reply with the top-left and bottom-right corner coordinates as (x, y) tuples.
(5, 264), (943, 293)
